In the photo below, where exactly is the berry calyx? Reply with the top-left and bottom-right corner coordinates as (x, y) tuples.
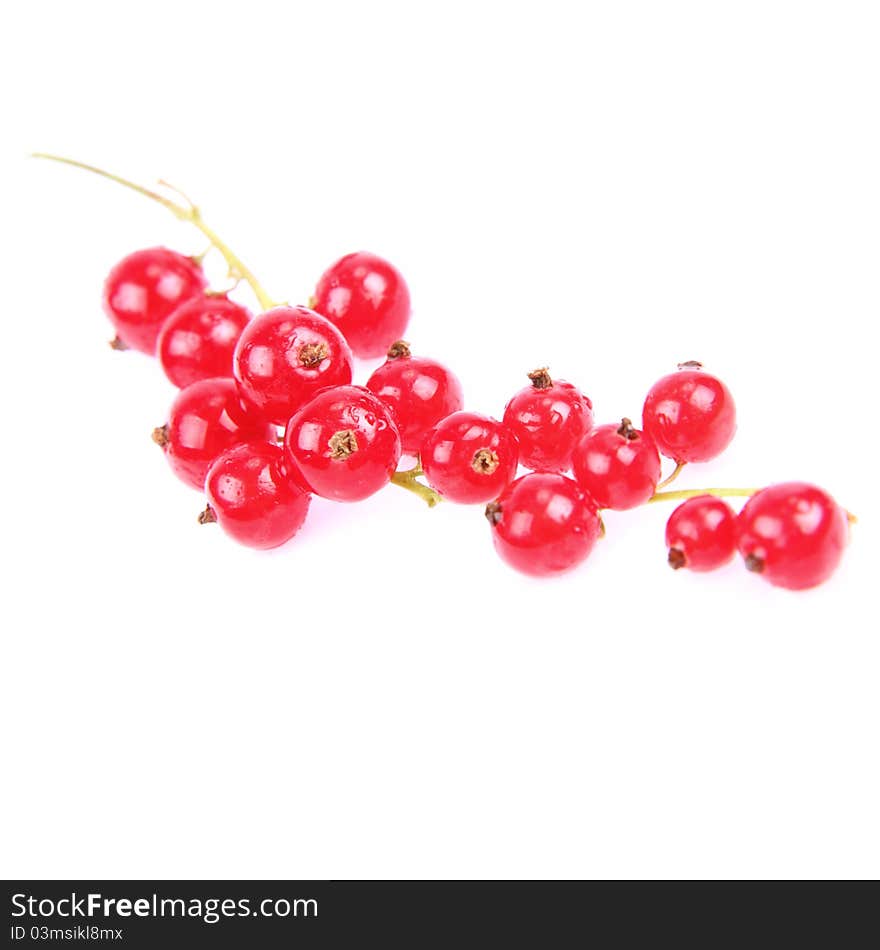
(528, 367), (553, 389)
(156, 378), (275, 490)
(233, 306), (354, 426)
(297, 342), (329, 367)
(197, 506), (217, 524)
(283, 385), (401, 502)
(486, 473), (602, 577)
(157, 295), (251, 388)
(313, 251), (411, 358)
(571, 418), (661, 510)
(502, 368), (593, 473)
(421, 412), (519, 504)
(387, 340), (411, 359)
(365, 342), (464, 454)
(329, 429), (359, 459)
(665, 495), (737, 572)
(735, 482), (848, 590)
(102, 247), (207, 354)
(202, 442), (311, 549)
(642, 365), (736, 463)
(472, 448), (499, 474)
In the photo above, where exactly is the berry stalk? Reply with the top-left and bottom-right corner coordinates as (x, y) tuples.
(31, 153), (276, 312)
(648, 487), (758, 504)
(656, 460), (686, 489)
(649, 486), (856, 524)
(391, 465), (442, 507)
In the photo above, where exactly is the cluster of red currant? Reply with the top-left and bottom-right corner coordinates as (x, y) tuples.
(39, 154), (852, 591)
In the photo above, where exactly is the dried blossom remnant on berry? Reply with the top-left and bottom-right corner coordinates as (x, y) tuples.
(485, 501), (503, 525)
(668, 547), (686, 570)
(744, 553), (765, 574)
(528, 367), (553, 389)
(677, 360), (703, 371)
(197, 505), (217, 525)
(471, 448), (500, 475)
(109, 335), (129, 351)
(152, 424), (169, 448)
(298, 342), (329, 367)
(387, 340), (411, 359)
(329, 429), (359, 460)
(617, 418), (639, 441)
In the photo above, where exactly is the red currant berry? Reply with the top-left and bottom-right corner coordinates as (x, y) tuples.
(642, 363), (736, 463)
(502, 368), (593, 473)
(365, 341), (464, 454)
(486, 472), (601, 577)
(283, 385), (401, 502)
(102, 247), (207, 354)
(154, 378), (275, 490)
(201, 442), (311, 549)
(233, 306), (354, 425)
(735, 482), (849, 590)
(158, 295), (251, 388)
(312, 251), (411, 358)
(421, 412), (519, 504)
(665, 495), (737, 572)
(571, 418), (661, 510)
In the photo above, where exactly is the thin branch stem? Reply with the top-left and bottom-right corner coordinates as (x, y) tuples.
(390, 467), (441, 507)
(648, 487), (758, 504)
(31, 153), (276, 312)
(656, 460), (686, 490)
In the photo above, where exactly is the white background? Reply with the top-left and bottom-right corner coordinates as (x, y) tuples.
(3, 1), (878, 879)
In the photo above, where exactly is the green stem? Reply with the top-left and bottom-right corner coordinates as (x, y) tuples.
(390, 467), (441, 507)
(656, 460), (686, 490)
(649, 485), (857, 526)
(31, 152), (276, 312)
(648, 487), (758, 504)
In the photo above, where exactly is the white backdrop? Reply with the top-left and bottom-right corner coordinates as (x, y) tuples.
(2, 1), (877, 879)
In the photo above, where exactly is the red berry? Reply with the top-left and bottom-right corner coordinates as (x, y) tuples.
(233, 306), (354, 426)
(202, 442), (311, 549)
(665, 495), (737, 571)
(154, 378), (275, 490)
(283, 385), (401, 502)
(102, 247), (206, 354)
(486, 472), (602, 577)
(642, 364), (736, 463)
(502, 368), (593, 473)
(421, 412), (519, 504)
(736, 482), (849, 590)
(571, 418), (661, 510)
(313, 251), (411, 358)
(158, 295), (251, 388)
(365, 341), (464, 454)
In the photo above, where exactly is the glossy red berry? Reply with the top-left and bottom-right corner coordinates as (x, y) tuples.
(202, 442), (311, 549)
(735, 482), (848, 590)
(421, 412), (519, 504)
(665, 495), (737, 572)
(642, 363), (736, 463)
(365, 341), (464, 454)
(502, 368), (593, 473)
(283, 385), (401, 502)
(571, 418), (661, 510)
(486, 473), (602, 577)
(102, 247), (207, 354)
(158, 295), (251, 388)
(233, 306), (354, 425)
(154, 378), (275, 490)
(312, 251), (411, 358)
